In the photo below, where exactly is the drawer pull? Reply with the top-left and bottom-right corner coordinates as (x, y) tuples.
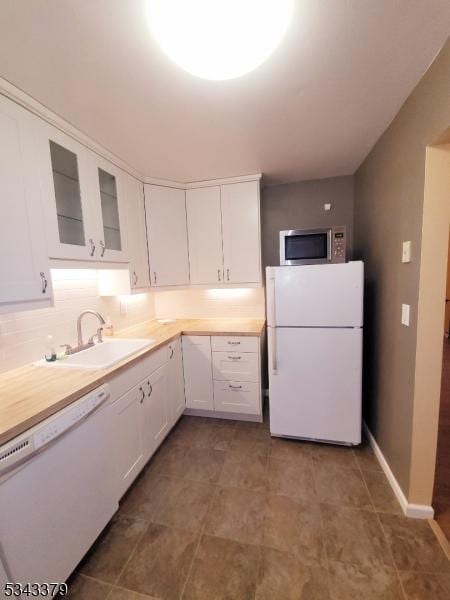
(228, 341), (240, 345)
(228, 356), (241, 360)
(229, 384), (243, 390)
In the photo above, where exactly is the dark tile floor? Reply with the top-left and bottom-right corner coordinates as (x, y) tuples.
(69, 414), (450, 599)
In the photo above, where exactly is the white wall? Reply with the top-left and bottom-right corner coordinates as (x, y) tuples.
(153, 287), (266, 320)
(0, 269), (155, 374)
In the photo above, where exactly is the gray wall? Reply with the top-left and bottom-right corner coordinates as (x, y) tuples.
(261, 176), (354, 269)
(354, 39), (450, 496)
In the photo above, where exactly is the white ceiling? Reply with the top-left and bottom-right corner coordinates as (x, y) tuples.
(0, 0), (449, 184)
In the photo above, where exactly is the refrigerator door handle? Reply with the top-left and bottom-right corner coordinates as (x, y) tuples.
(270, 327), (277, 375)
(269, 274), (276, 326)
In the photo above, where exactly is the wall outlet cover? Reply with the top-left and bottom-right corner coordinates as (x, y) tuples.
(324, 203), (332, 211)
(401, 303), (410, 326)
(402, 241), (412, 263)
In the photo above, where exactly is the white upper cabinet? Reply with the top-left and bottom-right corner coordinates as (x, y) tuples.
(0, 95), (53, 312)
(184, 180), (262, 286)
(186, 186), (224, 285)
(123, 174), (150, 290)
(88, 153), (128, 263)
(36, 120), (96, 261)
(221, 181), (261, 284)
(36, 120), (128, 263)
(144, 185), (190, 287)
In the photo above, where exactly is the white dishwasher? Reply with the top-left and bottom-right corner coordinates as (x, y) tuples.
(0, 385), (118, 585)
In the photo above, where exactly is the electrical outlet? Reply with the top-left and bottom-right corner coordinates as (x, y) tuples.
(324, 203), (332, 211)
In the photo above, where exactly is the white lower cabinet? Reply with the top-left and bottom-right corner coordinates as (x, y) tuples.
(182, 336), (214, 410)
(167, 338), (186, 425)
(142, 363), (170, 461)
(111, 341), (183, 500)
(182, 335), (262, 418)
(112, 383), (145, 500)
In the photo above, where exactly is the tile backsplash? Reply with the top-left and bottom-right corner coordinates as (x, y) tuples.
(154, 287), (266, 319)
(0, 271), (266, 374)
(0, 270), (155, 374)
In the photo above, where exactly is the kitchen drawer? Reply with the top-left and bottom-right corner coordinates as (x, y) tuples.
(140, 344), (168, 376)
(213, 380), (260, 415)
(211, 336), (258, 353)
(212, 351), (259, 382)
(107, 359), (144, 402)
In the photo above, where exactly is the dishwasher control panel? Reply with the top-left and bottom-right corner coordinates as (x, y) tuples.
(0, 385), (110, 476)
(34, 387), (109, 449)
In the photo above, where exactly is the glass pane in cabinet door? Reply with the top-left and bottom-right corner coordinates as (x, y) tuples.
(50, 141), (86, 246)
(98, 168), (122, 251)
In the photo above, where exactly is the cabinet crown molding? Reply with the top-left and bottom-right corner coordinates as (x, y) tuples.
(0, 78), (262, 188)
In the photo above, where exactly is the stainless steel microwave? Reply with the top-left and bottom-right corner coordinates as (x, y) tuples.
(280, 226), (346, 265)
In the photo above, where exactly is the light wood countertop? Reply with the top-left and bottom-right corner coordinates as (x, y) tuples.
(0, 318), (265, 447)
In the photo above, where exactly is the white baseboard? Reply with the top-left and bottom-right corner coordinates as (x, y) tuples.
(362, 421), (434, 520)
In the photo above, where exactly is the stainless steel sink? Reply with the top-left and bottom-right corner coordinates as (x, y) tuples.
(35, 338), (154, 369)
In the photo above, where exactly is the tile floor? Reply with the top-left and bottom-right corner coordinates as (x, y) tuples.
(69, 414), (450, 599)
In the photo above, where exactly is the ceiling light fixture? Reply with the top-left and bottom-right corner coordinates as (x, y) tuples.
(147, 0), (294, 81)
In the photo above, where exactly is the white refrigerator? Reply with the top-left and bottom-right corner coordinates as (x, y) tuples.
(266, 261), (363, 445)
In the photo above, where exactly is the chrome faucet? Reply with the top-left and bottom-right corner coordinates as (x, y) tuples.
(77, 310), (106, 349)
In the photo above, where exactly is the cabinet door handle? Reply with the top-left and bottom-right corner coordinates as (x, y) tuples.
(229, 384), (242, 390)
(139, 386), (145, 404)
(169, 345), (174, 359)
(153, 271), (157, 284)
(226, 268), (230, 281)
(40, 272), (48, 294)
(147, 381), (153, 397)
(99, 240), (106, 257)
(217, 269), (221, 282)
(228, 355), (241, 360)
(133, 271), (138, 286)
(88, 238), (95, 257)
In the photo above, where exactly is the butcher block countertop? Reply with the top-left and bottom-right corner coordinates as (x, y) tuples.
(0, 318), (265, 447)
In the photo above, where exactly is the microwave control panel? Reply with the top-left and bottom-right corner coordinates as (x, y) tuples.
(332, 226), (346, 263)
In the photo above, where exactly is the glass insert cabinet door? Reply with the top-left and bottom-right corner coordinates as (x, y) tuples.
(38, 122), (95, 260)
(50, 141), (86, 247)
(98, 167), (122, 253)
(90, 155), (127, 262)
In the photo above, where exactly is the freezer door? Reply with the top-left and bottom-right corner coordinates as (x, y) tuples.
(268, 327), (362, 444)
(266, 262), (363, 327)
